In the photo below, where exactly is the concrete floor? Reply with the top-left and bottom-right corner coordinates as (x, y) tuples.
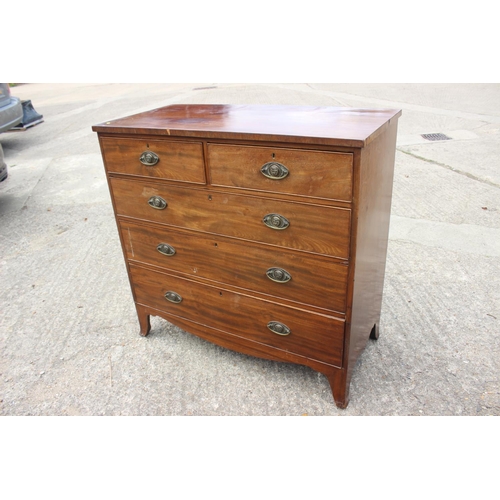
(0, 83), (499, 415)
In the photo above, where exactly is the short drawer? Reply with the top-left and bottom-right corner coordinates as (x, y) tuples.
(130, 265), (345, 367)
(120, 221), (349, 312)
(100, 137), (206, 184)
(208, 143), (352, 201)
(110, 178), (351, 259)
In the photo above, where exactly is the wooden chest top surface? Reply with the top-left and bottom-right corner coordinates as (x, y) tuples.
(92, 104), (401, 148)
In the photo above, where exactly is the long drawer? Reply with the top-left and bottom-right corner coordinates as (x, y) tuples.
(100, 137), (206, 184)
(208, 143), (353, 201)
(119, 221), (349, 312)
(110, 178), (351, 258)
(129, 264), (345, 367)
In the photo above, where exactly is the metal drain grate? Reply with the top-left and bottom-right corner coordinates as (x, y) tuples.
(421, 133), (452, 141)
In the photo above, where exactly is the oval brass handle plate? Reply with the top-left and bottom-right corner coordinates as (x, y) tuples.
(164, 291), (182, 303)
(148, 196), (167, 210)
(267, 321), (291, 336)
(266, 267), (291, 283)
(263, 213), (289, 230)
(157, 243), (176, 256)
(260, 161), (289, 180)
(140, 151), (159, 166)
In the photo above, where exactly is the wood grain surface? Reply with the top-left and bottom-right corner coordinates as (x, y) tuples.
(93, 105), (402, 147)
(208, 143), (352, 201)
(119, 220), (349, 312)
(110, 177), (351, 258)
(100, 136), (206, 184)
(345, 117), (399, 389)
(135, 304), (345, 377)
(130, 264), (345, 367)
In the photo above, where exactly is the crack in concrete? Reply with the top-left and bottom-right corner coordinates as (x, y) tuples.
(21, 159), (53, 210)
(389, 215), (500, 257)
(397, 149), (500, 189)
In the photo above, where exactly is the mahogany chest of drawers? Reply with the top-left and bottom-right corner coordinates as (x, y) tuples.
(93, 104), (401, 408)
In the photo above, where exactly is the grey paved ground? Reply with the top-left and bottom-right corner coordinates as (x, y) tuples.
(1, 83), (498, 415)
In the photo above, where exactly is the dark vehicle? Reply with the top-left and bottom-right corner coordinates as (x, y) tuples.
(0, 84), (22, 133)
(0, 145), (6, 181)
(0, 84), (24, 181)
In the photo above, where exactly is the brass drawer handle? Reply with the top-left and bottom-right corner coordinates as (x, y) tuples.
(140, 151), (159, 166)
(261, 161), (289, 180)
(267, 321), (291, 336)
(157, 243), (176, 256)
(263, 213), (289, 230)
(164, 291), (182, 303)
(266, 267), (291, 283)
(148, 196), (167, 210)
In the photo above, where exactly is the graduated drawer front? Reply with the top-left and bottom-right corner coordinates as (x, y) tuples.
(110, 178), (351, 258)
(120, 221), (349, 312)
(208, 144), (353, 201)
(130, 265), (344, 367)
(100, 137), (206, 184)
